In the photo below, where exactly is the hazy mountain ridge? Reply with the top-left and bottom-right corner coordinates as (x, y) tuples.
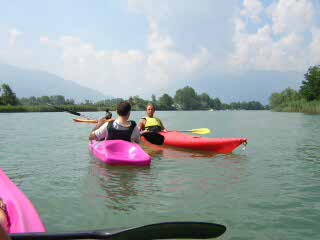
(0, 63), (304, 105)
(0, 63), (111, 103)
(190, 70), (303, 104)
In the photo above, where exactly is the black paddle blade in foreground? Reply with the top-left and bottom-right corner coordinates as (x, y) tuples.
(10, 222), (226, 240)
(141, 132), (165, 145)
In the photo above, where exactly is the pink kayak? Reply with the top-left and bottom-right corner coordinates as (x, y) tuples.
(89, 140), (151, 166)
(0, 168), (46, 233)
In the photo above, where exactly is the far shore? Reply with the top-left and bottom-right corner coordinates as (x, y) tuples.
(0, 105), (271, 113)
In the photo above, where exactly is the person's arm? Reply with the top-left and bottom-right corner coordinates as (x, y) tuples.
(0, 225), (11, 240)
(159, 119), (168, 132)
(92, 118), (116, 132)
(89, 122), (109, 140)
(138, 119), (146, 131)
(131, 126), (141, 143)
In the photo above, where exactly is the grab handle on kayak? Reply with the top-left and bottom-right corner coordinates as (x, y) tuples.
(242, 139), (247, 150)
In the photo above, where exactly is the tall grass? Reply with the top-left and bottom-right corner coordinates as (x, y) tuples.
(273, 100), (320, 114)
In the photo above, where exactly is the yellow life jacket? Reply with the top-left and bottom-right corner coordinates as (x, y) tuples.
(143, 117), (164, 131)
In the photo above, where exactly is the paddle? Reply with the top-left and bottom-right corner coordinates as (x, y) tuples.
(9, 222), (226, 240)
(172, 128), (211, 135)
(46, 103), (97, 120)
(46, 104), (164, 145)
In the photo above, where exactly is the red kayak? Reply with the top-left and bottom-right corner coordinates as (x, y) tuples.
(142, 131), (247, 154)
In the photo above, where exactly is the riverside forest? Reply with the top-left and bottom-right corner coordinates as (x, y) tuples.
(269, 65), (320, 114)
(1, 65), (319, 114)
(0, 85), (267, 112)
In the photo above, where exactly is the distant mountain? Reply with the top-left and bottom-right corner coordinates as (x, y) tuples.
(170, 70), (303, 105)
(0, 63), (304, 105)
(0, 63), (112, 103)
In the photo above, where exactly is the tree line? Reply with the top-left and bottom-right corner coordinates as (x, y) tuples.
(269, 65), (320, 114)
(0, 84), (268, 111)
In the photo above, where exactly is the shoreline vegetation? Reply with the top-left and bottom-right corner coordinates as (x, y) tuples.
(0, 85), (268, 113)
(0, 105), (269, 113)
(271, 99), (320, 114)
(1, 65), (319, 114)
(269, 65), (320, 114)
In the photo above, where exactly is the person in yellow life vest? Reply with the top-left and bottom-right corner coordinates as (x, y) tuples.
(139, 103), (168, 132)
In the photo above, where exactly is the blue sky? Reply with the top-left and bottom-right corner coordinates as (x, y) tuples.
(0, 0), (319, 98)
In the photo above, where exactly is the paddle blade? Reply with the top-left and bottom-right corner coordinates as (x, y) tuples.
(141, 132), (164, 145)
(105, 222), (226, 240)
(10, 222), (226, 240)
(112, 222), (226, 240)
(189, 128), (211, 134)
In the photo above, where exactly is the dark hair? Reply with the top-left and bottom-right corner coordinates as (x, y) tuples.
(105, 109), (112, 119)
(117, 101), (131, 116)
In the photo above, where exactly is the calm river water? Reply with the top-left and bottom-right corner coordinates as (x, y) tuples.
(0, 110), (319, 240)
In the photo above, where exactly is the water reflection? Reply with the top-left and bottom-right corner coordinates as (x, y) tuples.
(142, 144), (220, 159)
(87, 157), (155, 212)
(143, 143), (249, 196)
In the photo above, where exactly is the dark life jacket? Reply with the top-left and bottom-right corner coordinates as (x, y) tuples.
(107, 120), (137, 142)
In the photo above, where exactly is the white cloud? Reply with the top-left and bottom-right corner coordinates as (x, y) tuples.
(52, 20), (211, 97)
(241, 0), (264, 23)
(309, 27), (320, 64)
(147, 19), (174, 51)
(230, 22), (307, 71)
(229, 0), (319, 72)
(269, 0), (314, 34)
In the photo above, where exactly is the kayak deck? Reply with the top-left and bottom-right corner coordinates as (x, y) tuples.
(0, 169), (46, 233)
(89, 140), (151, 166)
(142, 131), (247, 154)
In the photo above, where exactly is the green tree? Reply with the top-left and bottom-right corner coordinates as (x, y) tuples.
(198, 93), (213, 110)
(283, 88), (300, 101)
(174, 86), (199, 110)
(151, 94), (157, 103)
(269, 88), (300, 109)
(212, 98), (222, 110)
(128, 96), (135, 108)
(158, 93), (174, 110)
(0, 83), (19, 106)
(132, 96), (148, 110)
(229, 102), (241, 110)
(65, 98), (75, 105)
(50, 95), (66, 105)
(269, 92), (285, 109)
(300, 65), (320, 101)
(29, 96), (39, 105)
(39, 96), (51, 104)
(247, 101), (264, 110)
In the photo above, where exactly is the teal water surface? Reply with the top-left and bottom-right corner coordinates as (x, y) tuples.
(0, 111), (319, 240)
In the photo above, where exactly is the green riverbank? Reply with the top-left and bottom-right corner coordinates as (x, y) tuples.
(272, 100), (320, 114)
(0, 105), (103, 113)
